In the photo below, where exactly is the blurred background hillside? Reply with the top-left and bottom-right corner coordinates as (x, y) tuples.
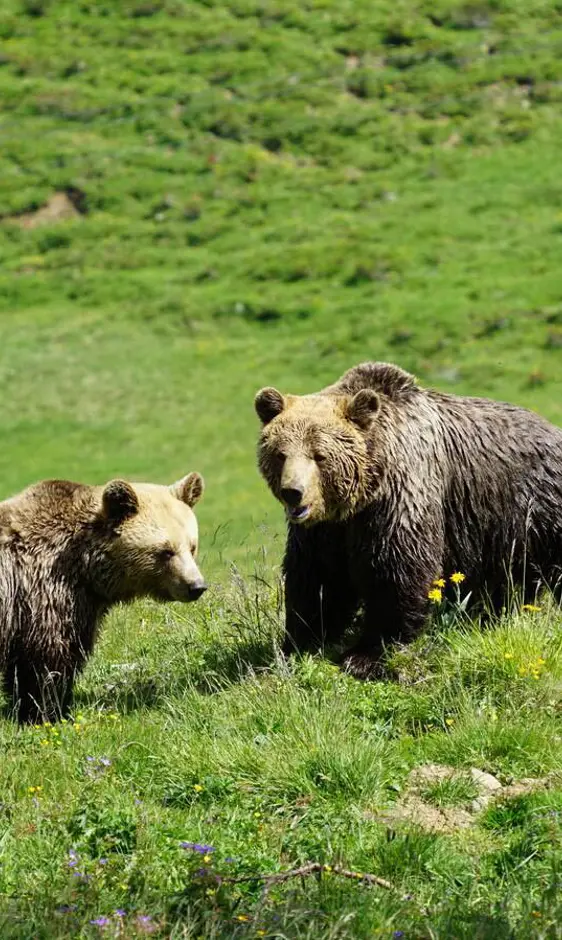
(1, 0), (561, 575)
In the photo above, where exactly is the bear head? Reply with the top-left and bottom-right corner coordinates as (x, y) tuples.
(97, 472), (207, 603)
(255, 362), (418, 526)
(254, 385), (383, 525)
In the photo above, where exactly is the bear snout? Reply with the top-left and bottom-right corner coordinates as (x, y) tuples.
(281, 485), (304, 507)
(188, 579), (208, 601)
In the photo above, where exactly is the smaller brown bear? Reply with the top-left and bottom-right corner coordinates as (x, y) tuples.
(0, 473), (206, 723)
(255, 362), (562, 678)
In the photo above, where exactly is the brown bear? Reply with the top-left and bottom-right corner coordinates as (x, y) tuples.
(255, 361), (562, 677)
(0, 472), (206, 722)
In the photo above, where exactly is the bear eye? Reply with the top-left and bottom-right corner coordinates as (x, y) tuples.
(314, 452), (327, 464)
(158, 547), (176, 562)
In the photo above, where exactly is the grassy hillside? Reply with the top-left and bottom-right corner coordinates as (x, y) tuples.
(1, 0), (562, 570)
(0, 1), (562, 937)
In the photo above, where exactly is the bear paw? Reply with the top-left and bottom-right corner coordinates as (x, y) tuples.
(340, 651), (381, 681)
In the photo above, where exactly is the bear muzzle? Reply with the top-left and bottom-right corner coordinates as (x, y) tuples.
(187, 579), (208, 601)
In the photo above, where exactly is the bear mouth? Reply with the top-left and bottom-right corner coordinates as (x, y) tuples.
(286, 504), (311, 522)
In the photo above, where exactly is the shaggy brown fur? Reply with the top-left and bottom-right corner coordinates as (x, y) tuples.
(0, 473), (206, 722)
(255, 362), (562, 677)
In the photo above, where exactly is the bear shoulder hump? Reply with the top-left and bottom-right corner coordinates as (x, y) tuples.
(325, 361), (418, 401)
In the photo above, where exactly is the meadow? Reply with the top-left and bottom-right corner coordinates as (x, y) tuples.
(0, 0), (561, 936)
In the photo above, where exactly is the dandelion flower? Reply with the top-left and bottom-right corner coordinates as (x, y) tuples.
(193, 784), (204, 793)
(522, 604), (542, 613)
(432, 578), (446, 588)
(450, 572), (466, 584)
(428, 588), (442, 603)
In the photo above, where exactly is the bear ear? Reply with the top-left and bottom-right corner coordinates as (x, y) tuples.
(171, 471), (204, 507)
(346, 388), (381, 429)
(101, 480), (139, 523)
(255, 387), (285, 425)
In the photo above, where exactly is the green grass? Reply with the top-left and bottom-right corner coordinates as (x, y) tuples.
(1, 582), (561, 938)
(1, 0), (562, 935)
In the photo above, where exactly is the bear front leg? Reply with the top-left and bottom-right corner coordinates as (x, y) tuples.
(341, 579), (431, 679)
(5, 660), (75, 724)
(283, 526), (358, 656)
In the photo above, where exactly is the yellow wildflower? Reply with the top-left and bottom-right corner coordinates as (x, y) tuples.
(324, 865), (332, 872)
(203, 854), (212, 864)
(536, 658), (546, 666)
(28, 786), (43, 794)
(236, 915), (250, 922)
(193, 784), (203, 793)
(518, 666), (527, 676)
(428, 588), (442, 603)
(256, 932), (266, 938)
(450, 572), (466, 584)
(504, 652), (514, 660)
(206, 888), (216, 897)
(445, 717), (454, 726)
(522, 604), (542, 613)
(432, 578), (446, 588)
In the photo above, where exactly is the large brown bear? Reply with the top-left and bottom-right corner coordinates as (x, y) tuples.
(255, 362), (562, 677)
(0, 473), (206, 722)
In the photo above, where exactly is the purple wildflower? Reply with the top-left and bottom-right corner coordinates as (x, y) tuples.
(224, 856), (235, 864)
(180, 841), (214, 854)
(99, 858), (108, 865)
(114, 909), (126, 917)
(90, 917), (111, 927)
(99, 758), (111, 767)
(393, 932), (404, 938)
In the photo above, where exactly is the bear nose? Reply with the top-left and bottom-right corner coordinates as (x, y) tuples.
(189, 581), (208, 600)
(281, 486), (304, 507)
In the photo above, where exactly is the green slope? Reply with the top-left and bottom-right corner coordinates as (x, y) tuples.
(1, 4), (562, 938)
(1, 0), (562, 571)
